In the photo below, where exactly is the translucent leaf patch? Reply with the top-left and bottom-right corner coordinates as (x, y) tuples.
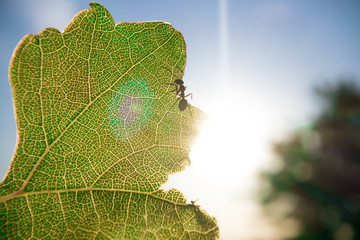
(0, 3), (219, 239)
(108, 78), (154, 140)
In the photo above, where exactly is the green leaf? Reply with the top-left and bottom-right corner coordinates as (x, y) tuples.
(0, 3), (218, 239)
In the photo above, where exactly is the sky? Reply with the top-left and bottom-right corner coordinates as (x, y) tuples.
(1, 0), (360, 239)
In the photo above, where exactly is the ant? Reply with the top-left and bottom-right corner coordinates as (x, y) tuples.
(190, 199), (200, 208)
(163, 67), (193, 117)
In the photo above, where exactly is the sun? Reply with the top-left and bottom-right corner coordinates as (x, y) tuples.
(162, 88), (279, 195)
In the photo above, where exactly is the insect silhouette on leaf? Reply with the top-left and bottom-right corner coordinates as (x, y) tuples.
(163, 66), (193, 118)
(190, 199), (200, 208)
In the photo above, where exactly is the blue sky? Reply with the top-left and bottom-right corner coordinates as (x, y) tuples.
(1, 1), (360, 239)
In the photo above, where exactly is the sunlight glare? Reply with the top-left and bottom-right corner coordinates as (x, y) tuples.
(191, 90), (276, 190)
(161, 1), (283, 238)
(161, 88), (282, 239)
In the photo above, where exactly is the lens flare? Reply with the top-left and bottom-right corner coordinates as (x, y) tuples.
(108, 78), (154, 140)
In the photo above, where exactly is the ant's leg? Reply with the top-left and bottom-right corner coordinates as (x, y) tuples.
(170, 84), (181, 96)
(187, 104), (193, 120)
(185, 93), (193, 100)
(172, 85), (179, 93)
(183, 86), (193, 99)
(164, 83), (178, 94)
(167, 97), (180, 113)
(174, 84), (181, 95)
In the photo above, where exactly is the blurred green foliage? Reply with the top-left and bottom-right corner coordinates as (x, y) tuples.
(261, 80), (360, 240)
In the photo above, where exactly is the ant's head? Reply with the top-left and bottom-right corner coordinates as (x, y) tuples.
(174, 79), (184, 85)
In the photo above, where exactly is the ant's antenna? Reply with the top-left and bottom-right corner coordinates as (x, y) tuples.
(162, 66), (184, 78)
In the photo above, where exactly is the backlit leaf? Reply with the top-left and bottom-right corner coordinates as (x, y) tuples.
(0, 3), (218, 239)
